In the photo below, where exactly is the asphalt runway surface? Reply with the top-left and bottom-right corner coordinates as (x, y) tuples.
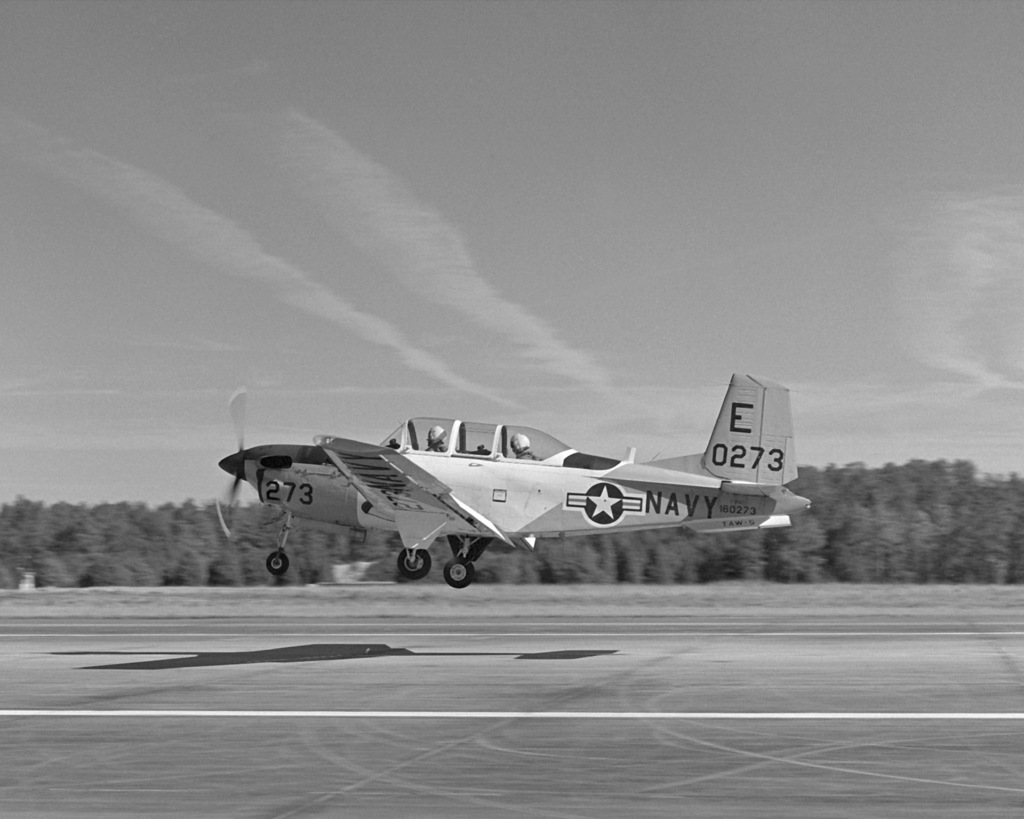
(3, 612), (1024, 818)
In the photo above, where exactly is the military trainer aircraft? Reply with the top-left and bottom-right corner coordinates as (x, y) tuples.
(217, 374), (810, 589)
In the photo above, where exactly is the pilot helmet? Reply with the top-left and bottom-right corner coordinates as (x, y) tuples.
(510, 433), (530, 455)
(427, 425), (446, 444)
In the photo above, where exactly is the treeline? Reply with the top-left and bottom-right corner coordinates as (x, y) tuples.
(1, 460), (1022, 588)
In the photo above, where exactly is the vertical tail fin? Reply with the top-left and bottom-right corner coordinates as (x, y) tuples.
(703, 374), (797, 485)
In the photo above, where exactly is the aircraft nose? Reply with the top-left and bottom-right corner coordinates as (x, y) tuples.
(218, 451), (245, 477)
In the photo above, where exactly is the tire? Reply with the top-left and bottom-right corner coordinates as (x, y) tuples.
(397, 549), (432, 581)
(442, 558), (474, 589)
(266, 551), (290, 576)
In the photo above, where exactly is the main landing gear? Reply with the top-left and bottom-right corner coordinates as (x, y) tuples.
(396, 548), (432, 581)
(265, 511), (293, 578)
(442, 556), (475, 590)
(442, 535), (491, 590)
(394, 536), (492, 589)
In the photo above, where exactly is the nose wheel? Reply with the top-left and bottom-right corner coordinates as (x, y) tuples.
(265, 511), (293, 577)
(266, 550), (290, 576)
(443, 557), (475, 589)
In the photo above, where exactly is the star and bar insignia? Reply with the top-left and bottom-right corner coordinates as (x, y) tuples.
(564, 482), (644, 527)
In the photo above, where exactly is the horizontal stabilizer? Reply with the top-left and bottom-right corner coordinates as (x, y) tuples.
(683, 514), (792, 534)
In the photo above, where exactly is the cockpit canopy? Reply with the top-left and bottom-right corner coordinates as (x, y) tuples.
(379, 417), (619, 470)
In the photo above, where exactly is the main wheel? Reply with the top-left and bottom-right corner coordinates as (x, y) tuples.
(396, 549), (432, 581)
(266, 551), (290, 576)
(442, 558), (475, 589)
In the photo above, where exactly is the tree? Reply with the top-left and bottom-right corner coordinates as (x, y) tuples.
(764, 517), (825, 582)
(537, 540), (604, 583)
(5, 457), (1024, 586)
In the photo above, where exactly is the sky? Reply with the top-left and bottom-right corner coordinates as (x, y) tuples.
(2, 0), (1024, 506)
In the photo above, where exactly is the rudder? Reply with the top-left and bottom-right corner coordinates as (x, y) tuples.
(702, 374), (797, 485)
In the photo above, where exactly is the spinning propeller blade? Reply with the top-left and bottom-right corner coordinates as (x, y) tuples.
(217, 388), (249, 538)
(229, 387), (247, 451)
(215, 498), (233, 539)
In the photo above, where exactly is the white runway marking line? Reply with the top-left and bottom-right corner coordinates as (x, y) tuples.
(4, 710), (1024, 719)
(8, 631), (1024, 638)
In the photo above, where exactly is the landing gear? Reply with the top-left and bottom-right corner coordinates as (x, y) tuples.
(266, 550), (290, 576)
(265, 511), (293, 578)
(397, 548), (432, 581)
(443, 557), (475, 589)
(391, 535), (492, 588)
(440, 535), (492, 589)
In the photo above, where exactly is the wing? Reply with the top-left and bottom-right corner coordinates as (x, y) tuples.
(314, 436), (512, 549)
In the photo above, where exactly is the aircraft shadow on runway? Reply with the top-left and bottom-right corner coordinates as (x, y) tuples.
(56, 644), (619, 670)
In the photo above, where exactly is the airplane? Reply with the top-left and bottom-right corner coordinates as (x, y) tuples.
(217, 373), (810, 589)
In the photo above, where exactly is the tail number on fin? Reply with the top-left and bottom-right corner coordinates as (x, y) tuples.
(710, 444), (784, 473)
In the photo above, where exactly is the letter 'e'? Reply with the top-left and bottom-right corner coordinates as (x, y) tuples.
(730, 402), (753, 434)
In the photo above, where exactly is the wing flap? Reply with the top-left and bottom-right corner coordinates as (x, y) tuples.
(314, 436), (512, 547)
(315, 436), (451, 516)
(447, 494), (514, 545)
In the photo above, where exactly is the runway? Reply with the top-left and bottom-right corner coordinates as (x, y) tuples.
(3, 612), (1024, 818)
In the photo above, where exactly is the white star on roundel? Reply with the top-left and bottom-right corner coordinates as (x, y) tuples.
(587, 485), (622, 522)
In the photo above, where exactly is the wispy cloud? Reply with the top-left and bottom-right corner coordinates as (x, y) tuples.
(1, 112), (510, 405)
(122, 335), (247, 353)
(280, 111), (614, 392)
(895, 189), (1024, 389)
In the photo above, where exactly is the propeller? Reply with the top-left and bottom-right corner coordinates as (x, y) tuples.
(229, 386), (247, 451)
(216, 388), (248, 538)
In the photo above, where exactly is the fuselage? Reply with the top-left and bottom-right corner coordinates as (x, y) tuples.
(220, 442), (808, 541)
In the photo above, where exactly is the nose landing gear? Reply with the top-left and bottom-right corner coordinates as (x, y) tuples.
(266, 550), (289, 576)
(265, 511), (293, 577)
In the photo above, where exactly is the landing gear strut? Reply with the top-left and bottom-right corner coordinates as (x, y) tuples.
(441, 536), (491, 589)
(265, 511), (293, 577)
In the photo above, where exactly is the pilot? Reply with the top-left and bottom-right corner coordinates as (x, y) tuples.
(510, 433), (539, 460)
(426, 425), (447, 452)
